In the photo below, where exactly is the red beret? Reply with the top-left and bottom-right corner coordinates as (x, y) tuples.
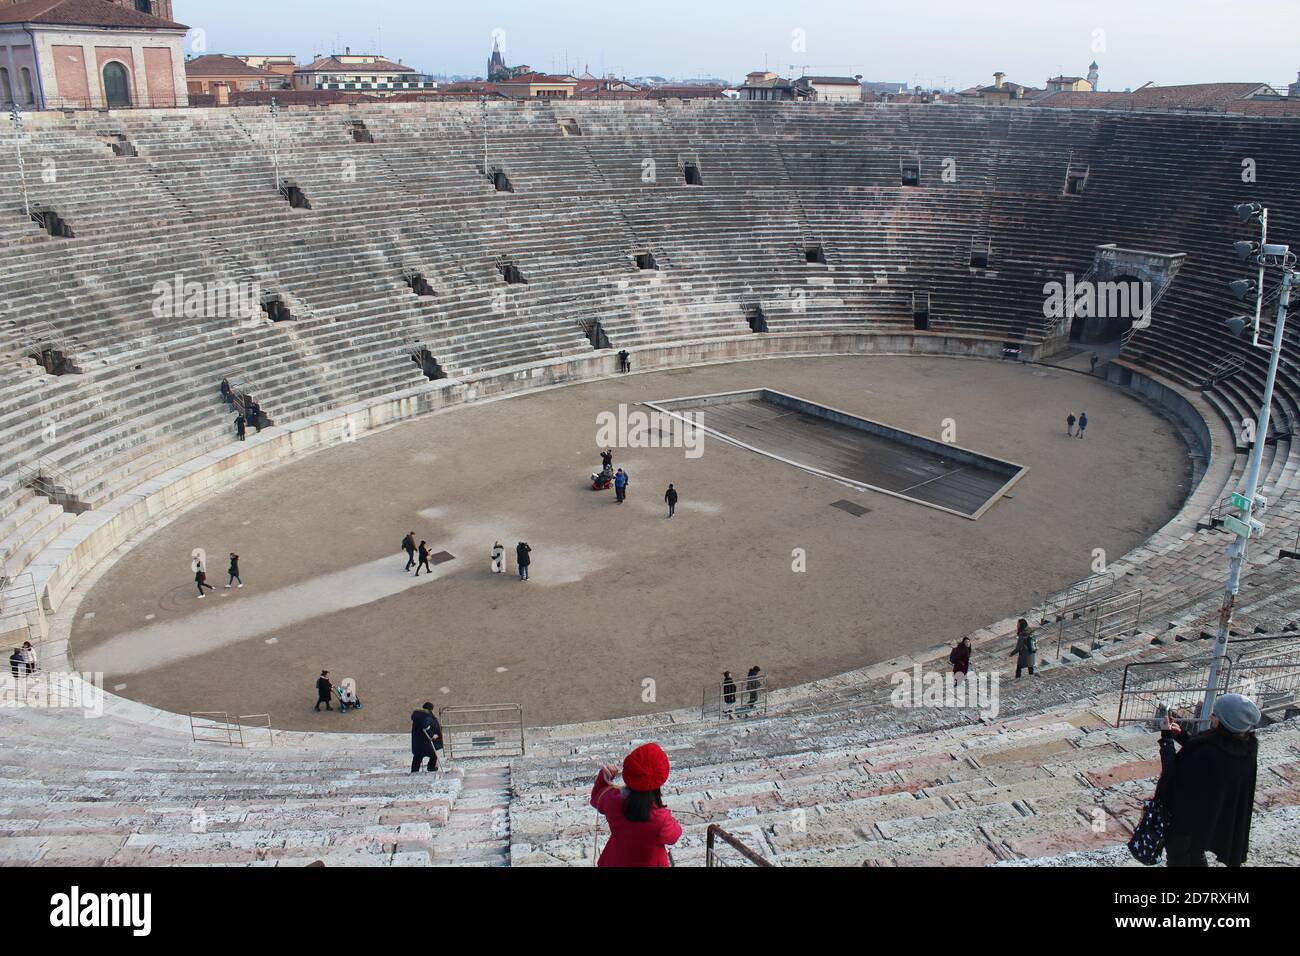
(622, 742), (670, 792)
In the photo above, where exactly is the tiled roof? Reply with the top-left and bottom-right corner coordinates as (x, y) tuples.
(1103, 82), (1276, 111)
(1033, 90), (1128, 108)
(495, 72), (577, 84)
(185, 55), (279, 79)
(0, 0), (186, 29)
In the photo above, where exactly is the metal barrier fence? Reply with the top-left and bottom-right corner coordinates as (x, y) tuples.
(702, 675), (768, 720)
(1039, 573), (1116, 624)
(438, 703), (525, 759)
(706, 824), (774, 867)
(1117, 635), (1300, 730)
(189, 712), (273, 748)
(1054, 588), (1144, 660)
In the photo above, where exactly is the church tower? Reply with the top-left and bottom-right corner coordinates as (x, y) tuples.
(487, 36), (507, 80)
(1087, 61), (1100, 92)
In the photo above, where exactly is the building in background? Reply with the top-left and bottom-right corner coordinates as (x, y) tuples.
(494, 71), (576, 98)
(239, 54), (296, 85)
(794, 75), (863, 102)
(958, 71), (1042, 106)
(292, 50), (436, 96)
(0, 0), (188, 109)
(738, 71), (807, 101)
(185, 53), (279, 96)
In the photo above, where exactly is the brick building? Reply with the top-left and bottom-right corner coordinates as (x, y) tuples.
(0, 0), (188, 109)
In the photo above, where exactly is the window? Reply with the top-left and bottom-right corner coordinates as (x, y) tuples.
(135, 1), (154, 12)
(19, 68), (34, 106)
(0, 68), (12, 106)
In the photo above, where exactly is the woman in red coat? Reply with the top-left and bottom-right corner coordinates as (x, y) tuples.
(591, 742), (683, 867)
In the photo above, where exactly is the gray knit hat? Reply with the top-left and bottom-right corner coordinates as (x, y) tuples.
(1213, 693), (1261, 733)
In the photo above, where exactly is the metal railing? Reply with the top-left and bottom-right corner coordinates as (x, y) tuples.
(706, 824), (774, 867)
(1054, 588), (1144, 660)
(1203, 354), (1246, 388)
(438, 703), (524, 759)
(1117, 637), (1300, 730)
(702, 675), (768, 720)
(189, 712), (273, 748)
(1038, 572), (1116, 624)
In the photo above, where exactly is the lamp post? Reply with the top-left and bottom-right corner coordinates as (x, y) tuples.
(481, 94), (489, 181)
(270, 97), (281, 192)
(1201, 204), (1296, 722)
(11, 104), (29, 220)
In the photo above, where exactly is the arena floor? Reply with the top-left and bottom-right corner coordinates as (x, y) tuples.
(70, 355), (1192, 731)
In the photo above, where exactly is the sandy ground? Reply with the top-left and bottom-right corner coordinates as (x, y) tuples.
(71, 355), (1190, 731)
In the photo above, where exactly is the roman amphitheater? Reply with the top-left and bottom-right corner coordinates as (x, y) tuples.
(0, 100), (1297, 866)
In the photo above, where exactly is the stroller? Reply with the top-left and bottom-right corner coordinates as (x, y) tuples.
(336, 677), (363, 713)
(591, 465), (614, 491)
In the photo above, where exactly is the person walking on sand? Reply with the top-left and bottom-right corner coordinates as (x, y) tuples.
(195, 567), (215, 598)
(614, 468), (629, 504)
(415, 540), (432, 576)
(401, 531), (417, 571)
(1066, 412), (1076, 437)
(516, 541), (531, 581)
(664, 483), (678, 518)
(1078, 412), (1089, 440)
(315, 670), (334, 712)
(591, 743), (682, 867)
(225, 552), (243, 589)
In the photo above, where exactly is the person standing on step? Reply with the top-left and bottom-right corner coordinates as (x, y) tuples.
(1078, 412), (1088, 439)
(516, 541), (531, 581)
(225, 552), (243, 589)
(21, 641), (37, 675)
(235, 413), (246, 442)
(591, 742), (682, 867)
(618, 350), (631, 374)
(315, 670), (334, 712)
(401, 531), (417, 571)
(220, 377), (233, 406)
(1011, 619), (1037, 678)
(664, 483), (678, 518)
(1156, 694), (1260, 867)
(721, 671), (737, 720)
(195, 566), (215, 599)
(950, 636), (972, 676)
(1066, 412), (1077, 437)
(1090, 352), (1100, 375)
(491, 541), (506, 574)
(9, 648), (25, 683)
(415, 540), (432, 576)
(410, 701), (442, 773)
(614, 468), (629, 504)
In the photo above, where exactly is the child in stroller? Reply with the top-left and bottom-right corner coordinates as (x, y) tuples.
(336, 677), (363, 712)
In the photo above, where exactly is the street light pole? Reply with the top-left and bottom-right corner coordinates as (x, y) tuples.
(481, 95), (488, 180)
(11, 104), (29, 221)
(1201, 217), (1295, 722)
(270, 97), (281, 192)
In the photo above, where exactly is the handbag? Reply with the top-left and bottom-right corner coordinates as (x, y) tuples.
(1126, 797), (1168, 865)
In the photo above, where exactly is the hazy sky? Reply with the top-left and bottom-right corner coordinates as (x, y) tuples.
(185, 1), (1300, 90)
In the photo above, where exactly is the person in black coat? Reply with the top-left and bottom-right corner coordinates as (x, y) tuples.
(315, 670), (334, 712)
(664, 483), (679, 518)
(8, 649), (24, 680)
(225, 552), (242, 589)
(415, 540), (432, 576)
(401, 531), (417, 571)
(1157, 693), (1260, 867)
(411, 702), (443, 773)
(721, 671), (737, 719)
(235, 414), (246, 441)
(516, 542), (531, 581)
(220, 377), (233, 406)
(195, 568), (214, 598)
